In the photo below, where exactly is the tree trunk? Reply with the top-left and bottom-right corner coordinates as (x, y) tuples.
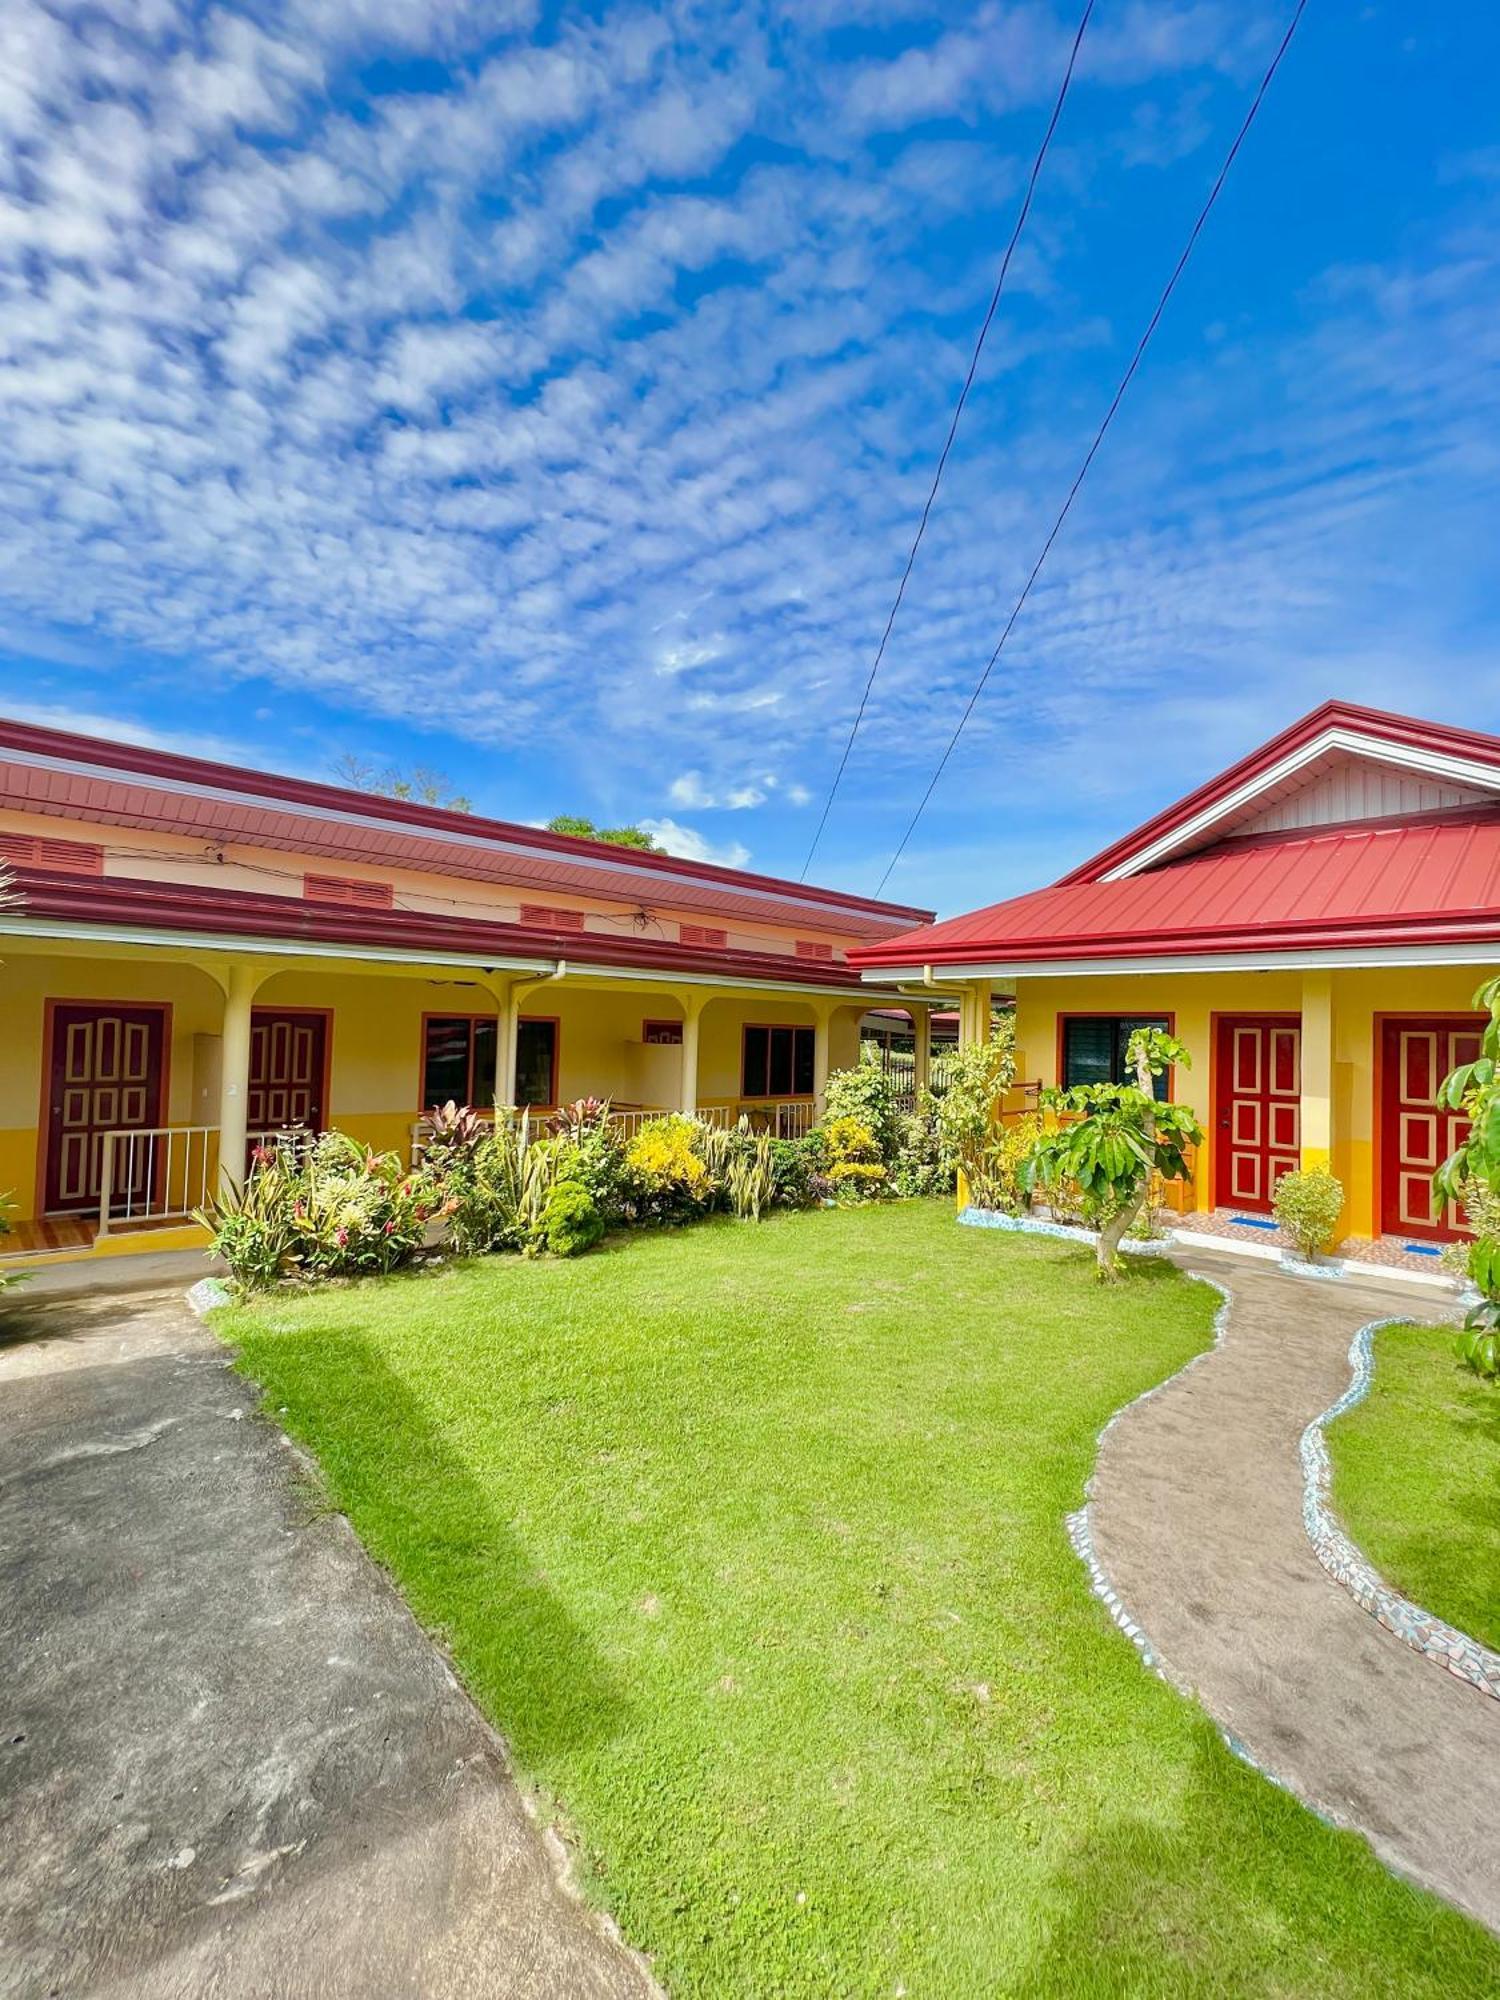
(1095, 1042), (1159, 1280)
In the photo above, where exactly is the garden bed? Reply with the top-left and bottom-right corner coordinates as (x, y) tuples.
(212, 1205), (1500, 1998)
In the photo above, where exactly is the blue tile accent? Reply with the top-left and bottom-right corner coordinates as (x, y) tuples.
(1401, 1242), (1442, 1258)
(1229, 1214), (1279, 1231)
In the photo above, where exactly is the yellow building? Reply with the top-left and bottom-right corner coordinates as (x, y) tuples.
(0, 715), (940, 1265)
(852, 701), (1500, 1250)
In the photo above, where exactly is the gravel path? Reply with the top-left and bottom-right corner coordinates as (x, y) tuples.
(1086, 1247), (1500, 1933)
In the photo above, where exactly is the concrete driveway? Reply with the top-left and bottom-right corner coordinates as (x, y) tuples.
(0, 1283), (657, 2000)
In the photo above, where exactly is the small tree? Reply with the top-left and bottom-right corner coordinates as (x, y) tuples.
(934, 1025), (1018, 1196)
(1023, 1027), (1202, 1281)
(1434, 974), (1500, 1379)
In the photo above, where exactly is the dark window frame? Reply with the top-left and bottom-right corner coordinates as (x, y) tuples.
(419, 1012), (499, 1113)
(740, 1023), (817, 1099)
(1058, 1013), (1174, 1102)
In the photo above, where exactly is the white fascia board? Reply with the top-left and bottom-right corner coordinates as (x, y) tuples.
(1103, 728), (1500, 881)
(871, 943), (1500, 980)
(0, 915), (556, 975)
(561, 960), (926, 1003)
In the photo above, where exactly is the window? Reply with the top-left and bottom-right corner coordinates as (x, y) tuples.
(1060, 1016), (1171, 1101)
(305, 873), (394, 909)
(742, 1024), (816, 1098)
(642, 1019), (683, 1046)
(421, 1015), (498, 1110)
(515, 1017), (558, 1107)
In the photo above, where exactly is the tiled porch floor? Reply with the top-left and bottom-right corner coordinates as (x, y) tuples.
(2, 1214), (193, 1261)
(1171, 1206), (1459, 1278)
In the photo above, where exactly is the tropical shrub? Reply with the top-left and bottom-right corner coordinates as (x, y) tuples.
(546, 1097), (611, 1141)
(548, 1119), (633, 1226)
(540, 1180), (605, 1257)
(625, 1115), (715, 1224)
(966, 1112), (1043, 1216)
(768, 1136), (820, 1209)
(822, 1115), (887, 1201)
(420, 1100), (487, 1175)
(1434, 975), (1500, 1378)
(726, 1132), (777, 1221)
(889, 1091), (951, 1198)
(199, 1133), (429, 1294)
(1272, 1169), (1345, 1260)
(439, 1118), (542, 1257)
(824, 1048), (902, 1163)
(0, 1190), (26, 1299)
(935, 1027), (1018, 1194)
(1023, 1028), (1203, 1281)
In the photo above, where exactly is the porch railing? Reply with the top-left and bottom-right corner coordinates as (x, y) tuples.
(97, 1125), (217, 1239)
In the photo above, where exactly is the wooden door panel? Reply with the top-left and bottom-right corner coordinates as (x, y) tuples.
(248, 1012), (328, 1138)
(1381, 1019), (1483, 1239)
(1215, 1015), (1301, 1214)
(45, 1004), (166, 1214)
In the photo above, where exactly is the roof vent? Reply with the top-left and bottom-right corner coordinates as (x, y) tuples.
(795, 938), (835, 961)
(519, 903), (586, 932)
(0, 833), (104, 877)
(679, 923), (728, 949)
(304, 873), (394, 910)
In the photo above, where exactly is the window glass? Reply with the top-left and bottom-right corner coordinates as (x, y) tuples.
(741, 1025), (815, 1096)
(1061, 1016), (1170, 1100)
(423, 1017), (473, 1108)
(515, 1018), (557, 1107)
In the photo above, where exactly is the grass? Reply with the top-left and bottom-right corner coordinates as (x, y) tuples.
(1327, 1319), (1500, 1653)
(217, 1203), (1500, 1996)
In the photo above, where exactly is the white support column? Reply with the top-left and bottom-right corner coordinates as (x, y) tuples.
(913, 1008), (931, 1094)
(485, 978), (518, 1113)
(678, 992), (707, 1116)
(958, 980), (993, 1048)
(217, 960), (265, 1197)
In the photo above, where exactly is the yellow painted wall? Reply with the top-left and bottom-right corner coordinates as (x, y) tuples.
(2, 947), (872, 1221)
(1008, 962), (1496, 1239)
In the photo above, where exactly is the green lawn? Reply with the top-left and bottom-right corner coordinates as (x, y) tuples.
(217, 1204), (1500, 1996)
(1327, 1319), (1500, 1653)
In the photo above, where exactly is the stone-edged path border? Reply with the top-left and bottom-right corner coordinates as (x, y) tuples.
(1072, 1245), (1500, 1934)
(1301, 1320), (1500, 1700)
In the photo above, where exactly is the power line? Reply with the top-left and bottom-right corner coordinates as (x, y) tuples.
(872, 0), (1310, 897)
(798, 0), (1097, 882)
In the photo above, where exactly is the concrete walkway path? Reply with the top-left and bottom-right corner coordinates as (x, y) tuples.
(1088, 1247), (1500, 1932)
(0, 1287), (657, 2000)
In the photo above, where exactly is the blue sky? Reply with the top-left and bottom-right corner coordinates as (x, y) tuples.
(0, 3), (1496, 916)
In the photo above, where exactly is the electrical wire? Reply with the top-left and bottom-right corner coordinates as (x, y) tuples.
(798, 0), (1097, 881)
(872, 0), (1309, 896)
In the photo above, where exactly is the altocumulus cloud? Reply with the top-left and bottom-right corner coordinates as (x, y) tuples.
(0, 2), (1496, 904)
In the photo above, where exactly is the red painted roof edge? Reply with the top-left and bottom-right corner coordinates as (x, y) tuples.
(0, 715), (932, 928)
(4, 868), (900, 990)
(1054, 701), (1500, 888)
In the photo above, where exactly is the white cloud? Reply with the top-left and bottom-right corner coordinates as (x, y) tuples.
(638, 817), (752, 869)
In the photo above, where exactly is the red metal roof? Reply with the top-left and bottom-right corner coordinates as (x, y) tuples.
(6, 868), (883, 989)
(850, 810), (1500, 969)
(0, 715), (931, 937)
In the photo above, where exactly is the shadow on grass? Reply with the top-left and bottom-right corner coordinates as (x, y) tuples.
(242, 1324), (632, 1771)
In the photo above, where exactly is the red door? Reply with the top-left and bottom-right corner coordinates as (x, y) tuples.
(1379, 1018), (1484, 1240)
(1214, 1015), (1301, 1212)
(248, 1011), (328, 1141)
(45, 1003), (166, 1213)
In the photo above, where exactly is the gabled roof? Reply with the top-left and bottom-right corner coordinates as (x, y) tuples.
(0, 715), (931, 938)
(850, 703), (1500, 976)
(1062, 700), (1500, 884)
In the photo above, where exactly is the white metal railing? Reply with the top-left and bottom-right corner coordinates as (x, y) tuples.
(735, 1099), (817, 1139)
(97, 1125), (216, 1238)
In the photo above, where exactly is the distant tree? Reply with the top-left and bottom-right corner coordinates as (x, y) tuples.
(547, 815), (663, 853)
(333, 754), (472, 813)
